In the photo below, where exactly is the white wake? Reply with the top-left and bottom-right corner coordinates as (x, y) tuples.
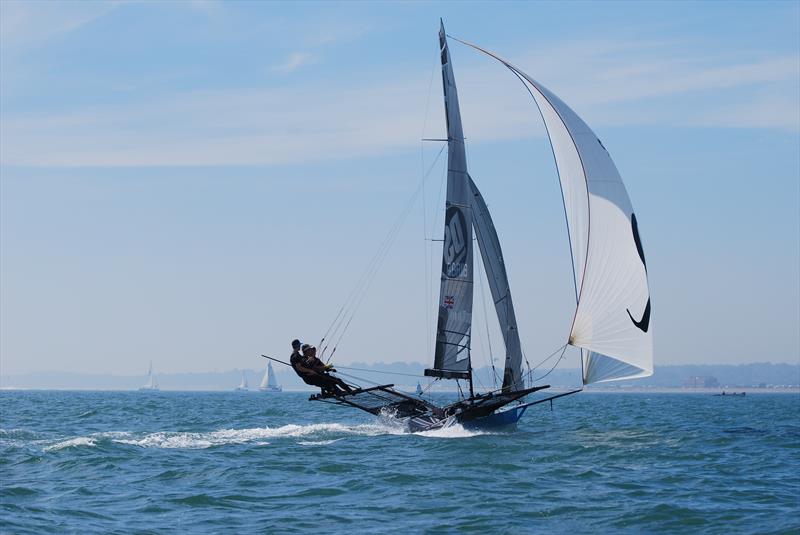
(35, 419), (486, 452)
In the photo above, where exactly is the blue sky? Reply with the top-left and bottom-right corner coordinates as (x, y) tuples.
(1, 1), (798, 375)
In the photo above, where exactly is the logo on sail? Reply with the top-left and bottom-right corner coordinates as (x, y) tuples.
(442, 206), (468, 279)
(626, 213), (651, 333)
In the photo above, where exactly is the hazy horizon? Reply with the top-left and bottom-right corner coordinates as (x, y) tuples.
(3, 358), (800, 376)
(3, 361), (798, 392)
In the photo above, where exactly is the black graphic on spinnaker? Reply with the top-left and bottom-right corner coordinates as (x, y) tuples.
(626, 213), (651, 333)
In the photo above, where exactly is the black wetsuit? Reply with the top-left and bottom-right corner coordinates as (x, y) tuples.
(290, 351), (350, 395)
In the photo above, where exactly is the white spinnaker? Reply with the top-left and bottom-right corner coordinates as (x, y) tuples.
(453, 39), (653, 384)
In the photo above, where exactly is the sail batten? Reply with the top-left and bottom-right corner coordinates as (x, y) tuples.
(451, 37), (653, 384)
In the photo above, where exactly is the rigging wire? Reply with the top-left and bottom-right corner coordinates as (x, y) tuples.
(530, 345), (569, 383)
(322, 144), (447, 362)
(425, 152), (449, 353)
(420, 48), (439, 359)
(522, 346), (533, 388)
(523, 343), (568, 384)
(475, 247), (500, 388)
(334, 365), (426, 379)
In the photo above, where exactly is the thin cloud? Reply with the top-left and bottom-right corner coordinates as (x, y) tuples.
(0, 0), (120, 48)
(272, 52), (317, 74)
(2, 38), (797, 168)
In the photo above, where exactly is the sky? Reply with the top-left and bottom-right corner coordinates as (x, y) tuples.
(1, 0), (798, 376)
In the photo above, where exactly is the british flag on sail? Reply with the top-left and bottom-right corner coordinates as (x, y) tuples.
(444, 296), (455, 309)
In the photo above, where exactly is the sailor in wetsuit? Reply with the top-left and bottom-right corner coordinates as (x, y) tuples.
(301, 345), (352, 395)
(288, 339), (351, 397)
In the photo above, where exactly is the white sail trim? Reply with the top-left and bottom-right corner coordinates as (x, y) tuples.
(451, 37), (653, 384)
(584, 351), (651, 384)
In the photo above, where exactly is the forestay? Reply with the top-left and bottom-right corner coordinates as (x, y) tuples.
(426, 21), (474, 380)
(468, 176), (524, 391)
(453, 39), (653, 384)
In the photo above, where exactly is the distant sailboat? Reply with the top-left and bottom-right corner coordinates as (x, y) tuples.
(235, 371), (249, 392)
(259, 362), (282, 392)
(415, 382), (423, 396)
(139, 361), (159, 391)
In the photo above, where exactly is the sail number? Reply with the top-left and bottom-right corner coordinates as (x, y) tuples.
(443, 207), (468, 279)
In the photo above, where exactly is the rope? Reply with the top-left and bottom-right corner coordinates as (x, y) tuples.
(322, 144), (447, 361)
(524, 344), (568, 384)
(475, 250), (500, 388)
(333, 365), (426, 379)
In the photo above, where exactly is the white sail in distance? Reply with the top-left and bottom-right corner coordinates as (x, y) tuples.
(260, 363), (270, 389)
(453, 38), (653, 384)
(140, 361), (158, 390)
(267, 363), (280, 389)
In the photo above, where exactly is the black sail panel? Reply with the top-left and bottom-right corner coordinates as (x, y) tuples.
(427, 21), (473, 379)
(469, 176), (524, 391)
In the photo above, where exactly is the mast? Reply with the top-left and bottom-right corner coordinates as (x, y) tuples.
(424, 20), (475, 390)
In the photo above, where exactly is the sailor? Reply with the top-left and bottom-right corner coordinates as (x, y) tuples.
(302, 344), (353, 395)
(289, 339), (303, 362)
(288, 339), (350, 396)
(301, 344), (331, 372)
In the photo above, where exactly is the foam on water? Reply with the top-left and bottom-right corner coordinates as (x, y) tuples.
(297, 438), (344, 446)
(107, 421), (409, 449)
(114, 428), (273, 449)
(414, 423), (488, 439)
(11, 419), (489, 453)
(44, 437), (97, 452)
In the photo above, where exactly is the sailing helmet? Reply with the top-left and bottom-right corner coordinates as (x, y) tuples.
(291, 339), (301, 349)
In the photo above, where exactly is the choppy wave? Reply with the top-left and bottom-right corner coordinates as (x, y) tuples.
(44, 437), (97, 452)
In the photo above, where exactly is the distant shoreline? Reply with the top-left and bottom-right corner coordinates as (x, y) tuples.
(2, 387), (798, 394)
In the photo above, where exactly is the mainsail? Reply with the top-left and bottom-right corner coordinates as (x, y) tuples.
(425, 21), (474, 380)
(260, 363), (271, 389)
(140, 361), (158, 390)
(468, 176), (524, 391)
(453, 39), (653, 384)
(267, 362), (279, 389)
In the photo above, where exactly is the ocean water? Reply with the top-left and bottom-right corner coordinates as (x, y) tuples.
(1, 391), (798, 533)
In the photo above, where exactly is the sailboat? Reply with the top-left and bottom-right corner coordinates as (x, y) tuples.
(139, 361), (159, 391)
(259, 362), (283, 392)
(309, 21), (653, 431)
(235, 371), (249, 392)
